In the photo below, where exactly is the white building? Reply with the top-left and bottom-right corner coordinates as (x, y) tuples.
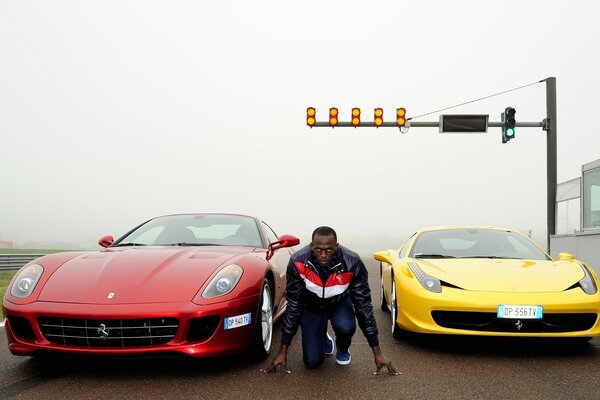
(551, 158), (600, 272)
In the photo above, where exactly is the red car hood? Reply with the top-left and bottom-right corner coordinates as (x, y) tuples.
(38, 247), (254, 304)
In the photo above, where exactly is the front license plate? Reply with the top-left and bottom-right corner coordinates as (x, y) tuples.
(497, 304), (543, 319)
(224, 312), (252, 330)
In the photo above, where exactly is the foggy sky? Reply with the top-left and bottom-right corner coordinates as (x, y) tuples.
(1, 0), (599, 254)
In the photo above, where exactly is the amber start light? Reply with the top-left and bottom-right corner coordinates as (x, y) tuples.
(329, 107), (339, 126)
(374, 108), (384, 127)
(396, 108), (407, 127)
(306, 107), (316, 126)
(351, 108), (360, 126)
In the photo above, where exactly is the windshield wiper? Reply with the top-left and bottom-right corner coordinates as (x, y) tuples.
(172, 243), (223, 246)
(113, 242), (147, 247)
(465, 255), (519, 259)
(413, 253), (455, 259)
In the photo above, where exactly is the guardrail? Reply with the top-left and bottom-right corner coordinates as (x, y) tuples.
(0, 254), (45, 271)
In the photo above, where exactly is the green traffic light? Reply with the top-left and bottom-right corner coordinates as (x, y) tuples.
(506, 127), (515, 137)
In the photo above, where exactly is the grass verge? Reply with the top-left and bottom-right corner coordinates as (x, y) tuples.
(1, 270), (17, 320)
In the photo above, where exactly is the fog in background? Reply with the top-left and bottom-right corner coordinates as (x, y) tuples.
(1, 1), (599, 256)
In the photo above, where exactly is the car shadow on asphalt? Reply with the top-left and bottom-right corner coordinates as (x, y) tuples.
(23, 352), (261, 378)
(400, 334), (599, 358)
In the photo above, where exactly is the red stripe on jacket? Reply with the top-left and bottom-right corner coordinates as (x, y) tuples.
(294, 261), (354, 299)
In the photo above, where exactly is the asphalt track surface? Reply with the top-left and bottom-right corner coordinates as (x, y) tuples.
(2, 258), (600, 400)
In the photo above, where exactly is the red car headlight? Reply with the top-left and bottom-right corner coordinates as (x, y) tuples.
(10, 264), (44, 298)
(202, 264), (244, 299)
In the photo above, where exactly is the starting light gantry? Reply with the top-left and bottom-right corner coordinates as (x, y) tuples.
(304, 77), (558, 247)
(306, 106), (545, 143)
(307, 107), (408, 129)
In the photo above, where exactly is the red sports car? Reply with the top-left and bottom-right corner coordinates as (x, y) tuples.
(3, 213), (299, 360)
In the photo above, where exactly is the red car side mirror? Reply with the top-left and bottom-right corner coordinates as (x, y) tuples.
(98, 235), (114, 248)
(266, 234), (300, 260)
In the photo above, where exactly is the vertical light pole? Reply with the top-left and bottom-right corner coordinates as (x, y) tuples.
(545, 77), (557, 250)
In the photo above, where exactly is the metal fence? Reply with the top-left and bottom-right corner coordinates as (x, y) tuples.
(0, 254), (45, 271)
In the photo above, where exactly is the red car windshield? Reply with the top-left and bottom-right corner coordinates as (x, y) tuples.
(114, 214), (263, 248)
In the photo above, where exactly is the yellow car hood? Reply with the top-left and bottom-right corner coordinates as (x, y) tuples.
(415, 258), (584, 292)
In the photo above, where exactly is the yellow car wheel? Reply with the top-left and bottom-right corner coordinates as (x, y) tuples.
(380, 263), (390, 312)
(390, 278), (408, 340)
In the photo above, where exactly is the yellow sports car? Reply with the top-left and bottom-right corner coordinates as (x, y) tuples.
(374, 226), (600, 339)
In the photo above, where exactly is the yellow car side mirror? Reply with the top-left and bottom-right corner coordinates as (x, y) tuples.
(557, 252), (575, 261)
(373, 251), (393, 265)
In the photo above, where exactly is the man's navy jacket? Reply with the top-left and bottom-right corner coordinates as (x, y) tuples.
(280, 245), (380, 347)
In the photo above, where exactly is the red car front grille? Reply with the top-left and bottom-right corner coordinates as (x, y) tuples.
(38, 317), (179, 347)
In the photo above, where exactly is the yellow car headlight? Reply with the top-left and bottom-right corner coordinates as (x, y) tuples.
(407, 262), (441, 293)
(578, 264), (598, 295)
